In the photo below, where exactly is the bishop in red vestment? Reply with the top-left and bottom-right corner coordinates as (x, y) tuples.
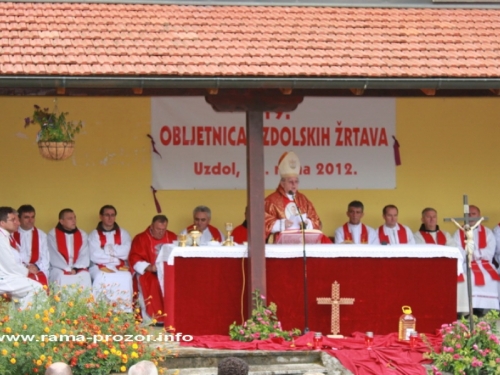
(264, 151), (329, 243)
(129, 214), (177, 321)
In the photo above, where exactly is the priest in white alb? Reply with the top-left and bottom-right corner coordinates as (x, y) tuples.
(88, 205), (133, 312)
(334, 200), (378, 244)
(452, 205), (499, 313)
(47, 208), (91, 289)
(0, 206), (45, 309)
(378, 205), (415, 245)
(13, 204), (50, 288)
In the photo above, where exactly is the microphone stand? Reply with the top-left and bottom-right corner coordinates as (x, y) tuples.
(289, 190), (309, 334)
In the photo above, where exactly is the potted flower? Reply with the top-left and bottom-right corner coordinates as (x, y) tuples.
(24, 104), (83, 161)
(229, 289), (301, 342)
(423, 311), (500, 375)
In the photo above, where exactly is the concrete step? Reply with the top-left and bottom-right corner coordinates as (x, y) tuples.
(165, 363), (328, 375)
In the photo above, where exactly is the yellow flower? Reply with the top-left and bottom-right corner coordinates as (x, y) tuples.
(68, 301), (74, 307)
(52, 347), (58, 353)
(115, 350), (122, 356)
(40, 354), (46, 361)
(49, 307), (55, 314)
(54, 295), (61, 302)
(103, 350), (109, 355)
(110, 348), (116, 354)
(43, 310), (49, 317)
(13, 342), (19, 347)
(131, 352), (138, 359)
(40, 342), (45, 347)
(36, 359), (42, 366)
(132, 343), (138, 350)
(151, 319), (157, 325)
(73, 320), (78, 325)
(4, 327), (11, 333)
(1, 349), (7, 356)
(113, 317), (119, 322)
(10, 358), (16, 364)
(44, 327), (50, 333)
(22, 324), (27, 330)
(61, 329), (67, 334)
(42, 317), (49, 322)
(120, 366), (127, 372)
(122, 357), (128, 364)
(35, 314), (40, 319)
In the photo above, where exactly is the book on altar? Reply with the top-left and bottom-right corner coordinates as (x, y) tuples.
(274, 229), (324, 244)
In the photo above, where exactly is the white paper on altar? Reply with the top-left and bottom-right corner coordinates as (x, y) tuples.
(151, 97), (396, 190)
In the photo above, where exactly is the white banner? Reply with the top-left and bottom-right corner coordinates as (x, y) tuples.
(151, 97), (396, 190)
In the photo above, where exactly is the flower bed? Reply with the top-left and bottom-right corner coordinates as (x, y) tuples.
(0, 285), (166, 375)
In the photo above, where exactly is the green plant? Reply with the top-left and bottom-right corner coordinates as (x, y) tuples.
(0, 285), (167, 375)
(423, 311), (500, 375)
(229, 289), (301, 342)
(24, 104), (83, 142)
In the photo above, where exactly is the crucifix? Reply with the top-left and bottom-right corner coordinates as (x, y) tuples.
(444, 194), (488, 330)
(316, 281), (355, 338)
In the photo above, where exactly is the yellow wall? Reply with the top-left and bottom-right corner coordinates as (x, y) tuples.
(1, 96), (499, 238)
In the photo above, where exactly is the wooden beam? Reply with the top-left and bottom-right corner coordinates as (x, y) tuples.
(56, 87), (66, 95)
(246, 110), (266, 314)
(350, 88), (364, 96)
(421, 89), (436, 96)
(205, 90), (303, 112)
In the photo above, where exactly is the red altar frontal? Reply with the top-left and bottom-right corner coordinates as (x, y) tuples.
(158, 244), (462, 336)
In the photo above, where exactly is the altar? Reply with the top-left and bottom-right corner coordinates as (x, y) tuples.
(157, 244), (462, 336)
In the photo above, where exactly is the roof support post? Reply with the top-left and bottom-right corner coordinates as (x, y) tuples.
(246, 110), (266, 313)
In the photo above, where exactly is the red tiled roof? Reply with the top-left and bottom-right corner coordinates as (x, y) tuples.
(0, 2), (500, 78)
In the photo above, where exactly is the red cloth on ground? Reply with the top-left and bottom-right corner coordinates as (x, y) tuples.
(129, 227), (176, 317)
(180, 331), (443, 375)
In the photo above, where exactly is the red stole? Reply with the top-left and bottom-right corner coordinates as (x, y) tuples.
(13, 228), (40, 263)
(55, 228), (83, 265)
(98, 228), (121, 248)
(186, 224), (222, 242)
(419, 230), (446, 245)
(12, 229), (48, 289)
(9, 235), (18, 250)
(97, 228), (126, 270)
(343, 223), (368, 244)
(459, 226), (500, 285)
(378, 225), (408, 244)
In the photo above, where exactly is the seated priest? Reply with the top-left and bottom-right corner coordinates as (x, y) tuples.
(47, 208), (92, 290)
(129, 215), (176, 323)
(264, 151), (331, 244)
(14, 204), (50, 289)
(180, 205), (225, 245)
(88, 205), (133, 312)
(232, 207), (248, 245)
(0, 206), (45, 310)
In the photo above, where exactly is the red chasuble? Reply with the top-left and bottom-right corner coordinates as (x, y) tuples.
(13, 229), (48, 288)
(343, 223), (368, 244)
(378, 226), (408, 244)
(231, 224), (248, 244)
(459, 226), (500, 286)
(129, 227), (177, 318)
(186, 224), (222, 242)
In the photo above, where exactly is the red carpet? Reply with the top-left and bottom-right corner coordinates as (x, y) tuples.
(181, 331), (443, 375)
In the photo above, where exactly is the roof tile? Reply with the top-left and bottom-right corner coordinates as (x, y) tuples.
(0, 3), (499, 78)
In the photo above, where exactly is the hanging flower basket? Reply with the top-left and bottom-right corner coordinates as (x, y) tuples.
(24, 101), (83, 161)
(38, 141), (75, 161)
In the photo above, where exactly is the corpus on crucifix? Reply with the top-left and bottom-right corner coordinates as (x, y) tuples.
(316, 281), (355, 338)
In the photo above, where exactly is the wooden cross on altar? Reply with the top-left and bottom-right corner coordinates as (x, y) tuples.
(316, 281), (355, 338)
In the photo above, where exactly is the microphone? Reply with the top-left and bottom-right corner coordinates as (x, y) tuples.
(288, 190), (309, 334)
